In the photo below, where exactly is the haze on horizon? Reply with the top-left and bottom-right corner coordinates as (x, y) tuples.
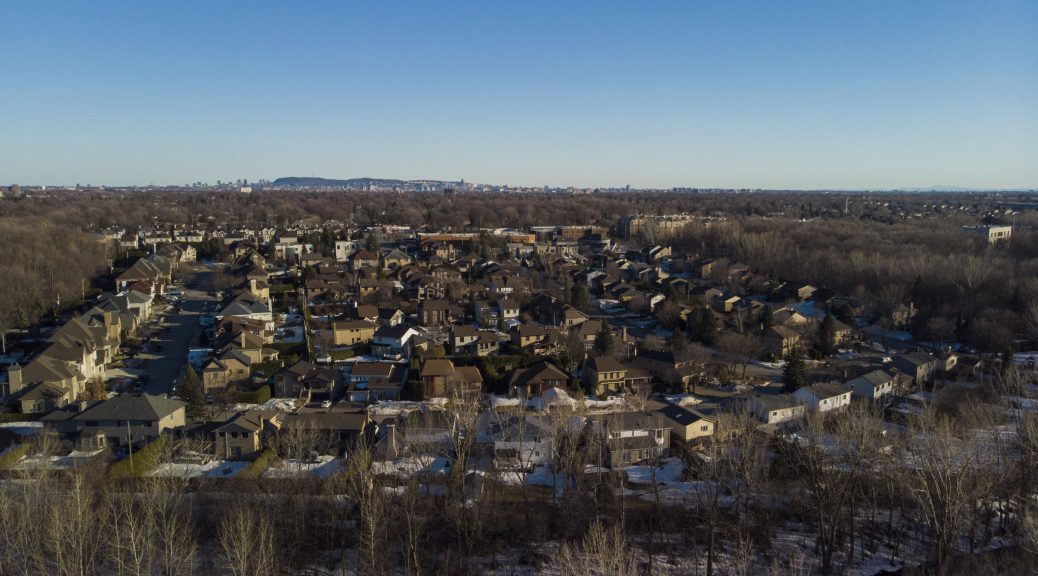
(1, 1), (1035, 190)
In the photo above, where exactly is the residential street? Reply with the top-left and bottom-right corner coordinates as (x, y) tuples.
(138, 288), (213, 396)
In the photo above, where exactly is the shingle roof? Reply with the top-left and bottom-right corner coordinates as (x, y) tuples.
(74, 394), (186, 421)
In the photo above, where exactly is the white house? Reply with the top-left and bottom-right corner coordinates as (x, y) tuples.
(372, 325), (420, 358)
(845, 369), (903, 401)
(793, 382), (852, 413)
(748, 394), (806, 425)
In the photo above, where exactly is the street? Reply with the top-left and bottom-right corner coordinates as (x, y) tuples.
(138, 288), (213, 396)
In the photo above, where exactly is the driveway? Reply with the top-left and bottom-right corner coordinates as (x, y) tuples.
(139, 288), (213, 395)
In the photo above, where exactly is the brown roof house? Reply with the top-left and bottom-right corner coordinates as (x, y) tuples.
(73, 393), (186, 448)
(507, 361), (570, 399)
(421, 359), (483, 401)
(213, 410), (281, 460)
(582, 356), (652, 397)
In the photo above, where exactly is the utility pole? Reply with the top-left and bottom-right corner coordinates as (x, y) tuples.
(127, 419), (133, 472)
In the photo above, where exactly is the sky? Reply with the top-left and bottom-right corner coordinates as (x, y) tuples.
(1, 1), (1036, 190)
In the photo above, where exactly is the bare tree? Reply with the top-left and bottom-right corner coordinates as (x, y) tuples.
(218, 499), (277, 576)
(551, 520), (639, 576)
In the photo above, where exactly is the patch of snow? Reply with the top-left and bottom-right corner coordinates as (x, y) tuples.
(151, 460), (249, 478)
(663, 393), (703, 407)
(368, 399), (447, 418)
(264, 455), (344, 478)
(621, 457), (683, 484)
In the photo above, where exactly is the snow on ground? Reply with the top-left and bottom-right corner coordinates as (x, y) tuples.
(620, 457), (683, 484)
(372, 456), (435, 478)
(0, 421), (46, 436)
(663, 393), (703, 407)
(14, 449), (104, 471)
(368, 399), (447, 418)
(584, 396), (630, 413)
(229, 397), (298, 413)
(490, 396), (521, 409)
(151, 460), (249, 478)
(264, 455), (344, 478)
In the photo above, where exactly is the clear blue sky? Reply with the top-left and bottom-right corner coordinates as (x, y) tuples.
(1, 1), (1035, 189)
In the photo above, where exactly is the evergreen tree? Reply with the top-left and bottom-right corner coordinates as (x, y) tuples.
(365, 230), (380, 253)
(177, 365), (206, 421)
(833, 302), (855, 326)
(698, 308), (719, 347)
(782, 349), (808, 393)
(759, 306), (773, 334)
(569, 282), (589, 311)
(593, 322), (614, 357)
(670, 328), (688, 353)
(817, 313), (836, 355)
(1000, 348), (1014, 377)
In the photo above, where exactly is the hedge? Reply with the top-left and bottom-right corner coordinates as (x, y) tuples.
(329, 349), (355, 361)
(238, 448), (275, 479)
(236, 384), (272, 405)
(0, 444), (30, 469)
(108, 435), (169, 479)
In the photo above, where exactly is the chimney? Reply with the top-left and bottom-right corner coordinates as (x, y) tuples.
(240, 332), (247, 349)
(6, 364), (23, 394)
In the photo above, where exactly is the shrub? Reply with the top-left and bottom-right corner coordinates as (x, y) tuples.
(235, 384), (272, 405)
(329, 349), (355, 361)
(107, 435), (169, 479)
(238, 448), (275, 479)
(0, 444), (30, 469)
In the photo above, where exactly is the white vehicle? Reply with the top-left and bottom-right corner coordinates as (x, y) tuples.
(320, 400), (332, 409)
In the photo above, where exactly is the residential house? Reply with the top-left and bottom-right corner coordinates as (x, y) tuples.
(213, 410), (281, 460)
(346, 362), (406, 402)
(793, 382), (852, 413)
(419, 300), (455, 326)
(632, 349), (696, 387)
(281, 408), (371, 456)
(349, 249), (379, 272)
(421, 358), (483, 400)
(748, 394), (805, 425)
(73, 394), (186, 447)
(332, 320), (377, 347)
(891, 353), (938, 387)
(450, 324), (480, 355)
(763, 325), (802, 358)
(382, 249), (413, 270)
(582, 355), (652, 397)
(845, 369), (905, 401)
(372, 325), (420, 358)
(588, 411), (671, 467)
(657, 402), (717, 444)
(508, 361), (570, 399)
(484, 413), (552, 471)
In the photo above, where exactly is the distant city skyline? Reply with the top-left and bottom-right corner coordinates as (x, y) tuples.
(1, 1), (1035, 189)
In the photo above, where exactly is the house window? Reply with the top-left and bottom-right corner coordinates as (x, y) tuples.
(700, 425), (709, 432)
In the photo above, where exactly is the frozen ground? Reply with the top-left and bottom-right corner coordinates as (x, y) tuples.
(264, 455), (344, 478)
(151, 460), (249, 478)
(14, 449), (104, 471)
